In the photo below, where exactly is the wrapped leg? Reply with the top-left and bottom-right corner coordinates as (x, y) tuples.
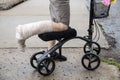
(16, 20), (68, 52)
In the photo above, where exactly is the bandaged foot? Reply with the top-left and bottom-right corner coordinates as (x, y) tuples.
(16, 20), (68, 52)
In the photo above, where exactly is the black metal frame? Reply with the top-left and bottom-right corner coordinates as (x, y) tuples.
(30, 0), (102, 75)
(37, 0), (95, 61)
(38, 35), (92, 61)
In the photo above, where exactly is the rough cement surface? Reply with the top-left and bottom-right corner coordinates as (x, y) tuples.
(0, 48), (120, 80)
(0, 0), (26, 10)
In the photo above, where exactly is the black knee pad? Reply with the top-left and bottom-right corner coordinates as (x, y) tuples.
(38, 27), (77, 41)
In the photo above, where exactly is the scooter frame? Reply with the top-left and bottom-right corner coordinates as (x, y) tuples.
(30, 0), (101, 76)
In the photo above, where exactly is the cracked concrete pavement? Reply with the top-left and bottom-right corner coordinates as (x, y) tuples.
(0, 48), (120, 80)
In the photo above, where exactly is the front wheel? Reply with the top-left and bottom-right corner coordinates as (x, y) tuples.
(82, 53), (100, 70)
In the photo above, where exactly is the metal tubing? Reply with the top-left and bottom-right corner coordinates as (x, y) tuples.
(37, 36), (90, 62)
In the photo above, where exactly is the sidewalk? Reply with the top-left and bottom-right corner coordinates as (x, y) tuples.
(0, 0), (120, 80)
(0, 0), (109, 48)
(0, 48), (120, 80)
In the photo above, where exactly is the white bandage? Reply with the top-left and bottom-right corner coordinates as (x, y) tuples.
(16, 20), (53, 40)
(16, 20), (53, 52)
(16, 20), (68, 52)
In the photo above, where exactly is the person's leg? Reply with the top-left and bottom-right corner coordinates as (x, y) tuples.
(16, 21), (68, 52)
(49, 0), (70, 61)
(49, 0), (70, 25)
(47, 40), (56, 50)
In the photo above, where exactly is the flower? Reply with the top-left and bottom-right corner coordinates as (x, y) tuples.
(102, 0), (111, 6)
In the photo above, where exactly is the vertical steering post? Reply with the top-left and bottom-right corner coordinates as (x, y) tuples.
(88, 0), (95, 49)
(88, 0), (94, 40)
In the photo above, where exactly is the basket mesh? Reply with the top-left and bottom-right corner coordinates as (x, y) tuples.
(94, 0), (110, 18)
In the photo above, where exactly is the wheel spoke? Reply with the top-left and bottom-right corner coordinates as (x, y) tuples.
(45, 66), (50, 73)
(42, 61), (49, 72)
(91, 58), (98, 63)
(46, 61), (51, 68)
(84, 55), (90, 60)
(88, 62), (92, 68)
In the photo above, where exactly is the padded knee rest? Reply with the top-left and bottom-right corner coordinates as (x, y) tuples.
(38, 27), (77, 41)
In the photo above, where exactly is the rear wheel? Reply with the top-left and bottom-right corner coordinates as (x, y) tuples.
(37, 58), (55, 76)
(30, 51), (44, 69)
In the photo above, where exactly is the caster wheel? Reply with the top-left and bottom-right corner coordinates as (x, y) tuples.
(37, 58), (55, 76)
(82, 53), (100, 70)
(30, 51), (44, 69)
(84, 42), (101, 55)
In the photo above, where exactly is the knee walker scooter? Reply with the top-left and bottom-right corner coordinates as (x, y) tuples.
(30, 0), (110, 76)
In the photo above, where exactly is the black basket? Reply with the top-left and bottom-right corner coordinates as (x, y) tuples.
(94, 0), (111, 18)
